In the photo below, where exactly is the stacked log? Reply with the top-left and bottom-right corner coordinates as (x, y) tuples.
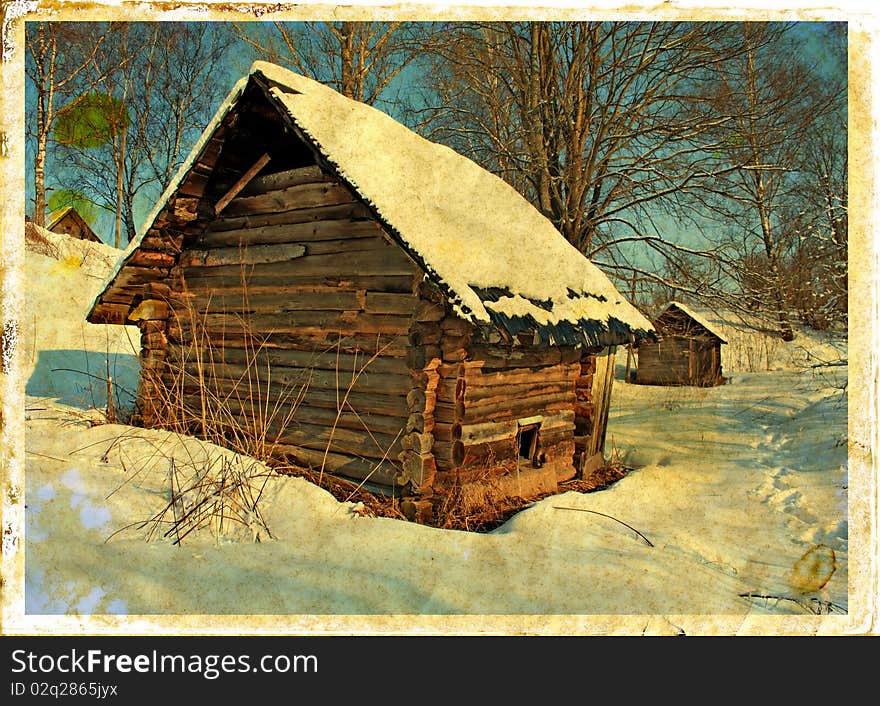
(153, 163), (425, 488)
(572, 350), (600, 472)
(130, 283), (172, 427)
(432, 326), (582, 480)
(574, 353), (597, 437)
(398, 282), (445, 492)
(88, 123), (228, 325)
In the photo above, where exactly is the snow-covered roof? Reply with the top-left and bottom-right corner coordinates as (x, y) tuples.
(46, 206), (101, 242)
(657, 302), (728, 343)
(89, 62), (654, 346)
(45, 206), (73, 230)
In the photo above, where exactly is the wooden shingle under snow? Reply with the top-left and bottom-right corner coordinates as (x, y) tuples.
(636, 302), (727, 387)
(87, 62), (654, 507)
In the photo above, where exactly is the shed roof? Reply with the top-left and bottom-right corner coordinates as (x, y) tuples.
(47, 206), (101, 243)
(89, 62), (653, 347)
(657, 301), (728, 344)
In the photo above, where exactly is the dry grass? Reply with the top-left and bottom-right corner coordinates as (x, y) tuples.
(149, 286), (307, 464)
(140, 454), (274, 544)
(139, 269), (408, 539)
(277, 457), (633, 533)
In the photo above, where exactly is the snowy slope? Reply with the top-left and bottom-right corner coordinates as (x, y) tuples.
(22, 368), (849, 621)
(22, 238), (139, 410)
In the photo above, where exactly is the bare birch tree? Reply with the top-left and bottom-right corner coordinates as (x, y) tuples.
(24, 23), (113, 227)
(230, 21), (428, 106)
(53, 23), (231, 246)
(685, 23), (841, 339)
(785, 23), (847, 329)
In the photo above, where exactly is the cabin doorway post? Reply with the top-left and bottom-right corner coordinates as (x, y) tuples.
(581, 345), (616, 475)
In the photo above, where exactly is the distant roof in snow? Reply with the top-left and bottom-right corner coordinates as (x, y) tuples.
(46, 206), (101, 243)
(657, 302), (727, 343)
(89, 61), (654, 347)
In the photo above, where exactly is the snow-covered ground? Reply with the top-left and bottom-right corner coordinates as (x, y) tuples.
(5, 240), (865, 634)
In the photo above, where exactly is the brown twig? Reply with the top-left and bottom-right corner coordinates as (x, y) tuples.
(552, 506), (654, 547)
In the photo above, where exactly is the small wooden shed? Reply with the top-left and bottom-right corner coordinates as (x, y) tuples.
(46, 206), (101, 243)
(635, 302), (726, 386)
(87, 62), (654, 503)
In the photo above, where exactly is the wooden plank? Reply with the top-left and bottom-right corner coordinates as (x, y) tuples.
(214, 152), (272, 215)
(275, 423), (403, 461)
(223, 182), (357, 217)
(449, 438), (516, 467)
(165, 329), (410, 359)
(587, 346), (616, 459)
(173, 288), (366, 315)
(197, 219), (382, 248)
(464, 364), (578, 387)
(467, 344), (582, 369)
(176, 271), (416, 294)
(462, 386), (575, 410)
(461, 395), (574, 424)
(129, 250), (176, 268)
(208, 202), (374, 234)
(198, 396), (408, 437)
(243, 164), (329, 194)
(172, 310), (412, 337)
(113, 265), (169, 287)
(171, 376), (409, 418)
(458, 419), (517, 445)
(179, 243), (306, 268)
(464, 382), (574, 407)
(175, 361), (412, 395)
(364, 291), (418, 315)
(274, 444), (403, 487)
(168, 343), (409, 375)
(180, 248), (415, 279)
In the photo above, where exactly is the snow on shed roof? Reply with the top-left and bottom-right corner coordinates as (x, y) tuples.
(658, 302), (728, 343)
(256, 63), (652, 344)
(90, 62), (653, 346)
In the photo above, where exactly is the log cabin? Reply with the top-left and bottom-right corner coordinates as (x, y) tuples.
(87, 62), (655, 510)
(46, 206), (102, 243)
(635, 302), (727, 386)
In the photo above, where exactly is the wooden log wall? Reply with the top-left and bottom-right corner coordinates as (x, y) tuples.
(574, 354), (596, 438)
(431, 328), (583, 482)
(399, 279), (446, 492)
(157, 163), (425, 488)
(690, 339), (723, 386)
(636, 336), (692, 385)
(89, 125), (228, 325)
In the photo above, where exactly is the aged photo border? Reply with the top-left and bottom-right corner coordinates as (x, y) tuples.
(0, 0), (875, 636)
